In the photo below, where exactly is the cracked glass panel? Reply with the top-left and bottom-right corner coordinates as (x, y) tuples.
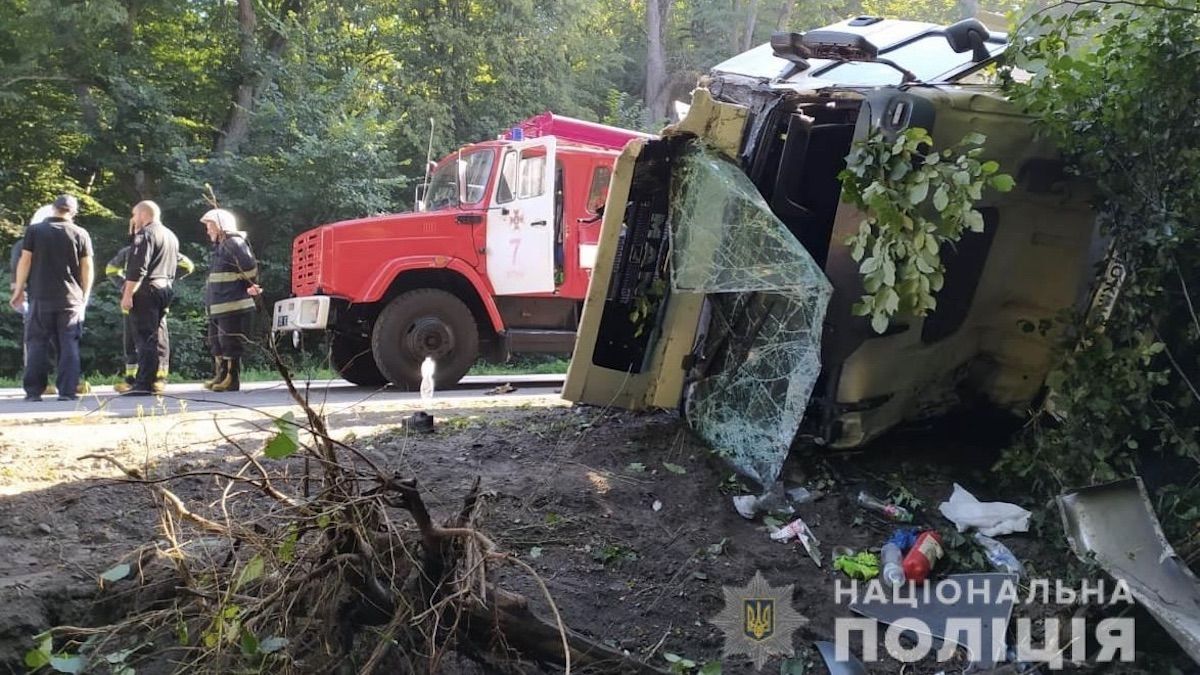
(671, 142), (832, 488)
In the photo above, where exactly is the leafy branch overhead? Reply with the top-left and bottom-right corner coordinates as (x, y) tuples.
(839, 127), (1014, 333)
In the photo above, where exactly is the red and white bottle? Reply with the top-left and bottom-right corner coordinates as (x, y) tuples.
(901, 531), (944, 583)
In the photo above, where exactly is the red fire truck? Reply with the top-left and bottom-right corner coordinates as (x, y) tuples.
(272, 113), (651, 388)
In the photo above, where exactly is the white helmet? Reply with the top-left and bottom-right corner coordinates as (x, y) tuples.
(29, 204), (55, 225)
(200, 208), (238, 233)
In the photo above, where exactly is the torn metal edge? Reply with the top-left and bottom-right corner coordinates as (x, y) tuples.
(1057, 476), (1200, 665)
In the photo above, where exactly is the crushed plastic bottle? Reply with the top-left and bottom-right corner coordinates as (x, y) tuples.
(857, 491), (914, 522)
(420, 357), (436, 404)
(974, 532), (1024, 577)
(881, 542), (905, 587)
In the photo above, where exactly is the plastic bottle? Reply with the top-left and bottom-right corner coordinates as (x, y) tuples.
(901, 530), (944, 582)
(420, 357), (436, 404)
(881, 542), (905, 587)
(974, 532), (1024, 577)
(857, 491), (914, 522)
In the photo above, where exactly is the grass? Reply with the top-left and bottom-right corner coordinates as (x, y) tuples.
(467, 356), (569, 376)
(0, 356), (570, 388)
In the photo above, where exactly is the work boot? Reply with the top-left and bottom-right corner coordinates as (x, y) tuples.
(202, 357), (226, 390)
(76, 381), (91, 395)
(114, 382), (133, 394)
(211, 358), (241, 392)
(152, 379), (167, 394)
(42, 384), (57, 396)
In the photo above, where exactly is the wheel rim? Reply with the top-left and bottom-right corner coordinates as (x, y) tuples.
(404, 316), (454, 361)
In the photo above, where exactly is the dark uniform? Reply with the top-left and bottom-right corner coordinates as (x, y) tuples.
(205, 229), (258, 391)
(107, 246), (193, 384)
(123, 221), (180, 392)
(21, 215), (93, 399)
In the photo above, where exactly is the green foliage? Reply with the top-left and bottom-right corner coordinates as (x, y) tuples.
(662, 461), (688, 475)
(0, 0), (1027, 382)
(24, 634), (86, 674)
(591, 543), (638, 565)
(99, 563), (132, 584)
(264, 411), (300, 459)
(839, 127), (1013, 333)
(995, 2), (1200, 530)
(663, 652), (721, 674)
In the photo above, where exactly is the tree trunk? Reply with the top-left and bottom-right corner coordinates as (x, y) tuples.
(776, 0), (794, 30)
(643, 0), (670, 126)
(215, 0), (258, 156)
(741, 0), (761, 52)
(214, 0), (301, 156)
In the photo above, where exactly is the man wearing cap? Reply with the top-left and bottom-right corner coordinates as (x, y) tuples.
(8, 195), (94, 401)
(201, 208), (260, 392)
(120, 200), (180, 395)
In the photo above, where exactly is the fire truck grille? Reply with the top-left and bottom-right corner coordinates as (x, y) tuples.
(292, 231), (322, 296)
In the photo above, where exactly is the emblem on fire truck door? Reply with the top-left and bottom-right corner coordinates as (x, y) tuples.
(507, 208), (525, 230)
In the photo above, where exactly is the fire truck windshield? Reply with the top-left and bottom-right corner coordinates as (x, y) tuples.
(425, 149), (495, 211)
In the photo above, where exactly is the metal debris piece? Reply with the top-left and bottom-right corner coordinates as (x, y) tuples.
(1057, 477), (1200, 665)
(402, 411), (435, 433)
(848, 572), (1018, 668)
(485, 383), (518, 395)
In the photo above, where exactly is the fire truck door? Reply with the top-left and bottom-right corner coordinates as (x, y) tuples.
(487, 138), (557, 295)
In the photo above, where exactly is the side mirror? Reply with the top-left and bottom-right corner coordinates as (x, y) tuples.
(771, 32), (811, 70)
(414, 183), (428, 212)
(456, 158), (468, 205)
(944, 18), (991, 62)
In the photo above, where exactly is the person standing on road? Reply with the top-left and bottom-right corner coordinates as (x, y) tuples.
(107, 221), (194, 392)
(8, 195), (93, 401)
(201, 208), (260, 393)
(120, 200), (180, 395)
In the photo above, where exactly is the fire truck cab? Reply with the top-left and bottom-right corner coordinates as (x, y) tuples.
(272, 114), (651, 388)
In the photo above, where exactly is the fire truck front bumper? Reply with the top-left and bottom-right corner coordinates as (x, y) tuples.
(272, 295), (331, 332)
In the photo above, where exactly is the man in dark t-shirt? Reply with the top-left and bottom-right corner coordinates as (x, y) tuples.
(8, 194), (94, 401)
(120, 200), (178, 395)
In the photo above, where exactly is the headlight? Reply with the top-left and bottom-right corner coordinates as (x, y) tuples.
(300, 299), (320, 325)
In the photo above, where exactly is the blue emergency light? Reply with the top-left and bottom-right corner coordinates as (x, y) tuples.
(510, 127), (524, 141)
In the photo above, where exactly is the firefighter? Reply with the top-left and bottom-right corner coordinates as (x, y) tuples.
(201, 208), (260, 392)
(119, 200), (181, 395)
(107, 223), (194, 392)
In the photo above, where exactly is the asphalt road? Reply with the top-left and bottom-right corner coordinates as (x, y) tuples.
(0, 374), (566, 420)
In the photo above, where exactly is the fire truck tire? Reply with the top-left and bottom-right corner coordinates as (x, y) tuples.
(330, 334), (388, 386)
(372, 289), (479, 389)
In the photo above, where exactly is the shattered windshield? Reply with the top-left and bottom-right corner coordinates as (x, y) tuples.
(670, 142), (832, 489)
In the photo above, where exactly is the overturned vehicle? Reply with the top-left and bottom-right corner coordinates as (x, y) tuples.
(564, 17), (1102, 487)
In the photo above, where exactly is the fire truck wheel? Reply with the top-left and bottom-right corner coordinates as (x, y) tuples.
(330, 334), (388, 386)
(372, 289), (479, 389)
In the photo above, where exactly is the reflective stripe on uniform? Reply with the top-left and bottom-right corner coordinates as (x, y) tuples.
(208, 268), (257, 283)
(124, 364), (137, 377)
(209, 297), (256, 315)
(106, 264), (124, 277)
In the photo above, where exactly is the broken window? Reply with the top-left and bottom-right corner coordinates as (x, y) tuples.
(670, 142), (832, 489)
